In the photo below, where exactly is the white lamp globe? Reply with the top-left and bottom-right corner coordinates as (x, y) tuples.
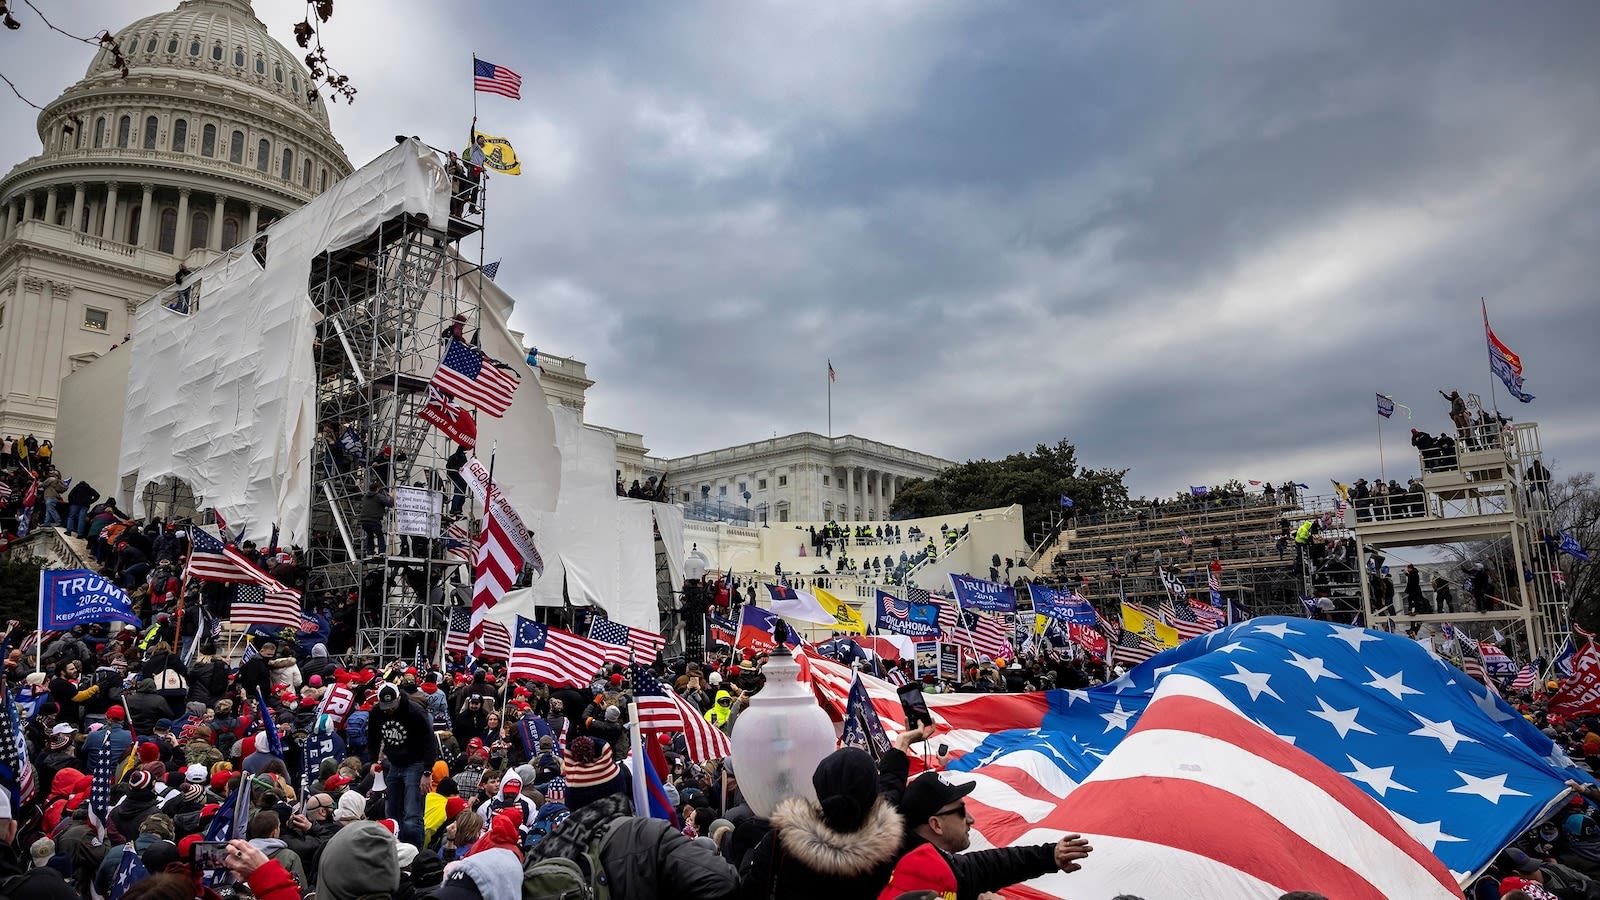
(729, 625), (838, 817)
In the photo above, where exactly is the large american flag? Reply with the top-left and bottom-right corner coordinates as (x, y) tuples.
(508, 617), (610, 688)
(87, 739), (118, 838)
(444, 608), (511, 660)
(232, 583), (304, 630)
(631, 665), (732, 763)
(431, 340), (519, 418)
(1158, 597), (1213, 642)
(473, 58), (522, 99)
(589, 617), (666, 664)
(185, 528), (303, 627)
(471, 491), (523, 655)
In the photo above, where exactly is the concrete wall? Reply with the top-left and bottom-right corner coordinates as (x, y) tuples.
(54, 345), (129, 502)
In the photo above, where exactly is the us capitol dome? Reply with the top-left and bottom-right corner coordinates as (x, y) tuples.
(0, 0), (353, 437)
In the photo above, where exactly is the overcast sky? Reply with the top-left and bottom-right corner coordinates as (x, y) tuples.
(4, 1), (1596, 500)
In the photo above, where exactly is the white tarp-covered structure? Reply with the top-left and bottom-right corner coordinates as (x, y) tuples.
(119, 139), (564, 539)
(486, 405), (665, 634)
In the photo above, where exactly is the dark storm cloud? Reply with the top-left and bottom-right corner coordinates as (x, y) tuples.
(5, 1), (1595, 498)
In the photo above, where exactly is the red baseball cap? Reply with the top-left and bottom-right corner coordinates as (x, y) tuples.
(106, 705), (126, 722)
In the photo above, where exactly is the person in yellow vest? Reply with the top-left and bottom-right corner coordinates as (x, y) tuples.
(705, 690), (734, 731)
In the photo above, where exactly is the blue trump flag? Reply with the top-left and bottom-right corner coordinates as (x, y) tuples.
(947, 573), (1017, 614)
(1027, 585), (1095, 625)
(841, 673), (891, 759)
(39, 569), (140, 630)
(1559, 532), (1591, 563)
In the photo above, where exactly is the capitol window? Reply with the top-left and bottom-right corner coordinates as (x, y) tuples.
(190, 211), (210, 252)
(822, 474), (831, 486)
(212, 43), (223, 61)
(758, 478), (768, 490)
(167, 37), (178, 54)
(222, 217), (239, 248)
(171, 119), (187, 153)
(229, 130), (244, 164)
(146, 37), (157, 53)
(257, 139), (269, 172)
(82, 308), (109, 332)
(274, 64), (284, 83)
(779, 475), (788, 486)
(189, 39), (201, 57)
(281, 148), (293, 179)
(116, 116), (131, 149)
(94, 117), (105, 148)
(234, 48), (244, 67)
(143, 116), (158, 150)
(319, 170), (328, 191)
(158, 208), (177, 253)
(201, 124), (216, 157)
(302, 159), (312, 187)
(255, 56), (265, 75)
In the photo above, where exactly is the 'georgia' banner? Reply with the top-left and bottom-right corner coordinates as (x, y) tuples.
(1028, 584), (1096, 625)
(948, 573), (1017, 614)
(39, 569), (140, 630)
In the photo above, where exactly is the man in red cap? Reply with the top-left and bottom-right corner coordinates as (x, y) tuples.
(83, 705), (132, 761)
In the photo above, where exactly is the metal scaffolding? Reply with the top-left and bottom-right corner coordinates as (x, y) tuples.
(1354, 420), (1566, 662)
(304, 195), (484, 662)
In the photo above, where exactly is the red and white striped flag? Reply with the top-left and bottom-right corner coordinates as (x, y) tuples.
(1158, 597), (1211, 642)
(631, 665), (732, 763)
(937, 600), (1012, 661)
(432, 340), (519, 418)
(588, 618), (666, 664)
(471, 487), (523, 656)
(1510, 665), (1537, 691)
(184, 527), (257, 583)
(507, 617), (610, 689)
(444, 608), (511, 661)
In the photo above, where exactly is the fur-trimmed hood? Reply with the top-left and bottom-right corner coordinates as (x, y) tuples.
(771, 795), (904, 878)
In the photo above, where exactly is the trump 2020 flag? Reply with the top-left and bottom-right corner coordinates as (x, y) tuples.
(1484, 300), (1534, 403)
(39, 569), (140, 629)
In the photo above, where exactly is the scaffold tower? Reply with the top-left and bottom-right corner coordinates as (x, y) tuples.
(1354, 419), (1566, 663)
(305, 176), (484, 662)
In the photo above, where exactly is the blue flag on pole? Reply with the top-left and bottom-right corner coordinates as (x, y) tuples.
(1559, 532), (1591, 563)
(841, 673), (891, 758)
(38, 569), (140, 629)
(1376, 393), (1395, 418)
(255, 689), (284, 758)
(110, 842), (149, 900)
(1059, 495), (1073, 508)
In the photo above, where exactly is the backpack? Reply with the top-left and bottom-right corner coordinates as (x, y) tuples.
(522, 823), (614, 900)
(346, 710), (369, 747)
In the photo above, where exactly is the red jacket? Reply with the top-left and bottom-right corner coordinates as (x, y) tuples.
(246, 859), (302, 900)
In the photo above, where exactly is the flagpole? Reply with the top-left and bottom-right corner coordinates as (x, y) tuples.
(36, 567), (45, 673)
(1481, 298), (1501, 416)
(172, 540), (195, 658)
(826, 359), (832, 438)
(627, 699), (649, 816)
(1377, 407), (1386, 483)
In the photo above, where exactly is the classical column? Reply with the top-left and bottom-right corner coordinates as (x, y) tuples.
(139, 184), (155, 249)
(43, 186), (58, 225)
(70, 183), (86, 233)
(1, 198), (13, 240)
(174, 188), (191, 256)
(21, 191), (35, 222)
(209, 193), (225, 249)
(246, 202), (260, 236)
(101, 182), (120, 239)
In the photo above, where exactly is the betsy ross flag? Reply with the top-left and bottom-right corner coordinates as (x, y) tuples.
(508, 617), (611, 688)
(418, 386), (477, 449)
(631, 664), (732, 762)
(1484, 299), (1534, 403)
(432, 339), (520, 418)
(588, 617), (666, 664)
(473, 57), (522, 99)
(444, 608), (511, 660)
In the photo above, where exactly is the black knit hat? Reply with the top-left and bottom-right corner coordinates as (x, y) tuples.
(811, 748), (877, 833)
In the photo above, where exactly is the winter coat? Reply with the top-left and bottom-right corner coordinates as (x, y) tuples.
(888, 832), (1057, 900)
(530, 795), (739, 900)
(740, 796), (905, 900)
(125, 685), (171, 734)
(187, 659), (229, 707)
(269, 656), (303, 692)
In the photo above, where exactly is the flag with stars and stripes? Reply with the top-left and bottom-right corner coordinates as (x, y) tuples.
(1510, 665), (1537, 692)
(630, 664), (732, 763)
(798, 618), (1584, 893)
(0, 660), (35, 809)
(443, 608), (511, 660)
(588, 617), (667, 665)
(508, 617), (611, 688)
(937, 600), (1012, 661)
(109, 842), (150, 900)
(87, 739), (118, 839)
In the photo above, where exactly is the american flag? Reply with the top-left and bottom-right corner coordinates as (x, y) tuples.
(508, 617), (610, 689)
(1509, 665), (1537, 691)
(0, 481), (11, 501)
(232, 583), (305, 630)
(588, 617), (666, 664)
(937, 602), (1012, 661)
(432, 340), (519, 417)
(110, 841), (150, 900)
(631, 665), (732, 763)
(1110, 627), (1160, 665)
(445, 608), (511, 660)
(471, 492), (523, 655)
(87, 739), (117, 839)
(185, 526), (256, 583)
(473, 58), (522, 99)
(444, 522), (475, 564)
(1158, 597), (1211, 642)
(482, 260), (500, 281)
(0, 658), (35, 808)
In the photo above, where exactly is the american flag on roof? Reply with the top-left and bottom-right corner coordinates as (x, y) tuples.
(473, 58), (522, 99)
(588, 617), (666, 664)
(508, 617), (610, 688)
(432, 339), (519, 417)
(445, 608), (511, 661)
(631, 664), (732, 763)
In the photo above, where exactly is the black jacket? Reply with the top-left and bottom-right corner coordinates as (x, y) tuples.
(124, 688), (171, 734)
(532, 795), (739, 900)
(739, 797), (904, 900)
(239, 654), (273, 698)
(368, 696), (440, 767)
(187, 659), (229, 707)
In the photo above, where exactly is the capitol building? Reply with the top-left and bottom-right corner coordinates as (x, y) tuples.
(0, 0), (949, 523)
(0, 0), (351, 439)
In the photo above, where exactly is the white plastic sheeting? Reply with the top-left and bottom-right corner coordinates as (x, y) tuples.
(652, 502), (686, 592)
(468, 263), (561, 513)
(119, 139), (451, 540)
(485, 406), (662, 634)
